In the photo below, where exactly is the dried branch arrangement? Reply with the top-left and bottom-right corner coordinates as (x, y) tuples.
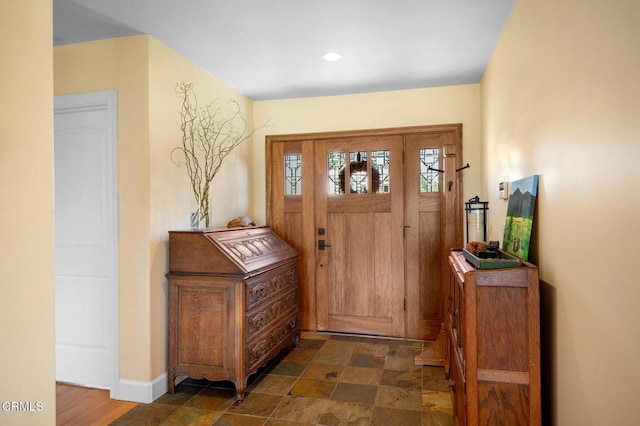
(172, 82), (263, 229)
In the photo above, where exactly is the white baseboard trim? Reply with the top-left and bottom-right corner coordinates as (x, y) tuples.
(112, 372), (167, 403)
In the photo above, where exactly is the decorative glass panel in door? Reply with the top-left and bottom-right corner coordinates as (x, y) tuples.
(348, 151), (368, 193)
(284, 153), (302, 195)
(371, 150), (391, 194)
(420, 147), (440, 193)
(327, 152), (346, 195)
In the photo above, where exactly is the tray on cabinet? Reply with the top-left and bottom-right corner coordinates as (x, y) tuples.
(462, 248), (521, 269)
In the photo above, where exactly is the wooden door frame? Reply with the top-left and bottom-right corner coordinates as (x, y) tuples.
(266, 124), (463, 336)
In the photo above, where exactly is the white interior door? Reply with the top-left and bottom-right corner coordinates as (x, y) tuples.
(54, 91), (118, 390)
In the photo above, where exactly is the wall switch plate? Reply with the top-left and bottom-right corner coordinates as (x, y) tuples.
(499, 181), (509, 199)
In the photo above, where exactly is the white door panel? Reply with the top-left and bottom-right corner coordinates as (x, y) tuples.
(54, 91), (117, 390)
(55, 128), (105, 248)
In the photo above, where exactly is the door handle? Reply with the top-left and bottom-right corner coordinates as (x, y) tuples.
(318, 239), (332, 250)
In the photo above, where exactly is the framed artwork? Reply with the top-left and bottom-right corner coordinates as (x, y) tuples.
(503, 175), (539, 260)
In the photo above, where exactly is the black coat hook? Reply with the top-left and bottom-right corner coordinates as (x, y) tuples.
(427, 165), (445, 174)
(456, 163), (470, 172)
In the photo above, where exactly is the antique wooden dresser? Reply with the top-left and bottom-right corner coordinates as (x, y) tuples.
(446, 249), (541, 425)
(166, 226), (299, 399)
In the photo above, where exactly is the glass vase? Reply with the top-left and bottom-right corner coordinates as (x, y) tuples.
(190, 210), (210, 230)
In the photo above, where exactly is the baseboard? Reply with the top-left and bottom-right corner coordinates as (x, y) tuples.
(111, 372), (167, 403)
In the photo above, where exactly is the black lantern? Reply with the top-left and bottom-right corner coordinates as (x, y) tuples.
(465, 196), (488, 243)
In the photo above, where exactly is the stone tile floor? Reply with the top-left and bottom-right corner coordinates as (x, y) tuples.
(112, 332), (454, 425)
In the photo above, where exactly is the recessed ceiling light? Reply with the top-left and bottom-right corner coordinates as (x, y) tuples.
(322, 52), (342, 62)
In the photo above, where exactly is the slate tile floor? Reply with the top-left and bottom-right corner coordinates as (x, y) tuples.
(112, 332), (454, 425)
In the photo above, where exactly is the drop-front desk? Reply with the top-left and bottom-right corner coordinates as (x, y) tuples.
(166, 226), (299, 399)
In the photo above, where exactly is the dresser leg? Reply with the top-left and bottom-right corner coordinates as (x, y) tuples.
(168, 374), (175, 394)
(235, 380), (247, 401)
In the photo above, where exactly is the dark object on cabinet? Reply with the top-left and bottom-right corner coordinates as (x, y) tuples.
(167, 227), (300, 400)
(446, 249), (541, 425)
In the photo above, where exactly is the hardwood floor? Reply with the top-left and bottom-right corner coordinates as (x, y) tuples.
(56, 383), (137, 425)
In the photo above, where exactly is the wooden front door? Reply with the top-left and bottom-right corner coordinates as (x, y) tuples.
(266, 125), (462, 340)
(314, 135), (405, 337)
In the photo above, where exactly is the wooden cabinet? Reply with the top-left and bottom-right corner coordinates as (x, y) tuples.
(446, 249), (541, 425)
(167, 227), (299, 399)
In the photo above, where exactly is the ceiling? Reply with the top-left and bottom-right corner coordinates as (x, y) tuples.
(53, 0), (514, 101)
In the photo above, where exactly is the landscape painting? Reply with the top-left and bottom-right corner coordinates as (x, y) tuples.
(503, 175), (539, 260)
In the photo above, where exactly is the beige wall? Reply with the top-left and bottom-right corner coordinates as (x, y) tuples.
(481, 0), (640, 423)
(0, 1), (55, 424)
(147, 36), (254, 377)
(54, 35), (255, 385)
(55, 35), (153, 382)
(251, 84), (482, 225)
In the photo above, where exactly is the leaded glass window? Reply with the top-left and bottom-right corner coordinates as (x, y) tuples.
(371, 150), (390, 193)
(420, 147), (440, 193)
(327, 150), (392, 195)
(327, 152), (345, 195)
(349, 151), (368, 194)
(284, 153), (302, 195)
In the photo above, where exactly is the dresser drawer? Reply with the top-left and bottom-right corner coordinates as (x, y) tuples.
(450, 335), (467, 426)
(245, 263), (297, 311)
(246, 288), (297, 342)
(246, 307), (298, 372)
